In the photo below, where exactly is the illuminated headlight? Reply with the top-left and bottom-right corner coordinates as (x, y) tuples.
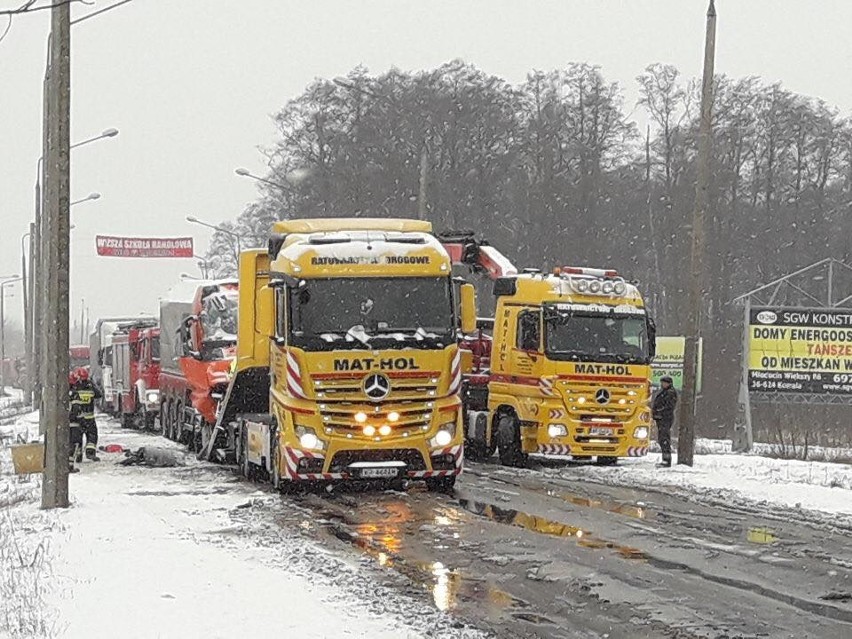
(574, 278), (589, 293)
(354, 411), (368, 424)
(613, 282), (627, 295)
(145, 390), (159, 404)
(634, 427), (649, 440)
(295, 425), (321, 450)
(387, 411), (400, 423)
(547, 423), (567, 438)
(363, 425), (376, 437)
(379, 424), (392, 437)
(588, 280), (603, 294)
(577, 396), (586, 404)
(601, 281), (615, 294)
(431, 421), (456, 447)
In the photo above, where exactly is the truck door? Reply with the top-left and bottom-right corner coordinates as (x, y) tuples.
(512, 309), (541, 378)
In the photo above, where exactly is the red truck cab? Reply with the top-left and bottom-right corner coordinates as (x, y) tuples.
(112, 321), (160, 429)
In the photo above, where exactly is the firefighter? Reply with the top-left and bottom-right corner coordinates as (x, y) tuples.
(652, 375), (678, 467)
(68, 370), (83, 471)
(73, 367), (102, 462)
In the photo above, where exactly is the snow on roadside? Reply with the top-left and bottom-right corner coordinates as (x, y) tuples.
(1, 417), (487, 639)
(551, 450), (852, 525)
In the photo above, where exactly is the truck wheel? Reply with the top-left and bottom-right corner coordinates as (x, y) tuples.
(144, 412), (156, 431)
(496, 414), (526, 468)
(269, 432), (282, 490)
(464, 412), (496, 461)
(175, 401), (186, 445)
(239, 427), (253, 480)
(425, 477), (456, 493)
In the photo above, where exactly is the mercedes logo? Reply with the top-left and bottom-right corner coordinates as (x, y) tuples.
(363, 373), (391, 401)
(594, 388), (610, 405)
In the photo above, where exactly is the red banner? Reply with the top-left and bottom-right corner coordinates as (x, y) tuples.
(95, 235), (194, 258)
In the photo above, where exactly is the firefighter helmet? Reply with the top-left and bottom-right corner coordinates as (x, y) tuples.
(76, 367), (89, 381)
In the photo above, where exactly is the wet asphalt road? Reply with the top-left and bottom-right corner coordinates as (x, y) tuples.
(271, 459), (852, 639)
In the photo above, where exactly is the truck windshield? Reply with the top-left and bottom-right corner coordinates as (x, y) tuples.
(150, 336), (160, 361)
(200, 291), (239, 343)
(290, 277), (454, 351)
(544, 305), (650, 364)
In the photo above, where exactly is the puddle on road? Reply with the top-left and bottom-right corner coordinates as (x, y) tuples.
(747, 526), (778, 544)
(458, 498), (647, 561)
(286, 494), (529, 619)
(550, 491), (650, 520)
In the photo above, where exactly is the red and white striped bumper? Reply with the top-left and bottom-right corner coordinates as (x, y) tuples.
(626, 446), (649, 457)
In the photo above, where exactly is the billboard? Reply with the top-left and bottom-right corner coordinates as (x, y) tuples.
(748, 307), (852, 395)
(651, 336), (702, 391)
(96, 236), (194, 258)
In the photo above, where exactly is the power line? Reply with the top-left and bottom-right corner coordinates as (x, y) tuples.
(0, 0), (90, 16)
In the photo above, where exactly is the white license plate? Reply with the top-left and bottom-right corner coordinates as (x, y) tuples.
(589, 426), (614, 436)
(359, 467), (399, 479)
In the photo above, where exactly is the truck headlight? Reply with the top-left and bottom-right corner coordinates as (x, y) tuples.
(431, 421), (456, 447)
(634, 427), (649, 440)
(295, 425), (321, 450)
(601, 281), (615, 294)
(614, 282), (627, 295)
(145, 390), (159, 404)
(588, 280), (602, 294)
(547, 423), (567, 438)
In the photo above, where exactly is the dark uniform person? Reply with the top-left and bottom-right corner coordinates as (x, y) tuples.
(652, 375), (678, 467)
(72, 368), (102, 462)
(68, 370), (83, 472)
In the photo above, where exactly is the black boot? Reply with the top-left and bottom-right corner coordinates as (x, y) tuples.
(656, 457), (671, 468)
(68, 461), (80, 474)
(85, 446), (101, 462)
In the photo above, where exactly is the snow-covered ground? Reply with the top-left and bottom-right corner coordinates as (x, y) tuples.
(1, 414), (485, 639)
(546, 448), (852, 525)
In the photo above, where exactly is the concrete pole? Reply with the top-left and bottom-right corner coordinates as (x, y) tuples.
(42, 3), (71, 510)
(418, 143), (428, 221)
(677, 0), (716, 467)
(21, 231), (31, 404)
(0, 285), (5, 395)
(26, 224), (35, 405)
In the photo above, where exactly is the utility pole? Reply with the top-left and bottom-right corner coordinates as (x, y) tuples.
(23, 226), (34, 405)
(42, 2), (71, 509)
(677, 0), (716, 467)
(417, 143), (428, 221)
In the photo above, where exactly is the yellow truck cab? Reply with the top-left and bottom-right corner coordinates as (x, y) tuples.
(465, 266), (656, 466)
(214, 218), (475, 492)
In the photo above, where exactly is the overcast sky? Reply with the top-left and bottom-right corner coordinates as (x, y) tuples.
(1, 0), (850, 336)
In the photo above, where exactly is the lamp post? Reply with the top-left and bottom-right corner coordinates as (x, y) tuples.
(193, 254), (211, 279)
(186, 216), (244, 272)
(40, 0), (133, 511)
(0, 276), (23, 397)
(21, 230), (33, 404)
(234, 167), (288, 192)
(33, 130), (116, 409)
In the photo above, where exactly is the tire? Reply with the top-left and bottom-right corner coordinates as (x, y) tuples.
(425, 477), (456, 493)
(596, 456), (618, 466)
(175, 401), (186, 445)
(496, 414), (526, 468)
(144, 412), (156, 431)
(239, 426), (253, 480)
(269, 428), (282, 491)
(463, 412), (496, 462)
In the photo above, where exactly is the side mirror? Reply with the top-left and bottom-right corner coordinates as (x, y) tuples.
(459, 283), (476, 334)
(647, 316), (657, 358)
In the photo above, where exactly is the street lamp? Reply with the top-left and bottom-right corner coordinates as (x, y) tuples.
(180, 273), (202, 281)
(0, 276), (23, 397)
(234, 167), (288, 192)
(70, 192), (101, 207)
(186, 215), (244, 257)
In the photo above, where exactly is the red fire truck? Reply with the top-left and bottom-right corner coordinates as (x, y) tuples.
(158, 279), (238, 451)
(112, 320), (161, 429)
(69, 345), (90, 372)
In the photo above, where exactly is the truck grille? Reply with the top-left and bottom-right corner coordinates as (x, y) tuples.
(559, 381), (645, 421)
(318, 402), (434, 439)
(312, 371), (440, 402)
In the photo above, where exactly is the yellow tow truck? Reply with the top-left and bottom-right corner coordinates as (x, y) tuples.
(203, 218), (476, 491)
(456, 260), (656, 466)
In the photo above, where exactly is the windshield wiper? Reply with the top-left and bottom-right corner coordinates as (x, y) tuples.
(344, 325), (372, 348)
